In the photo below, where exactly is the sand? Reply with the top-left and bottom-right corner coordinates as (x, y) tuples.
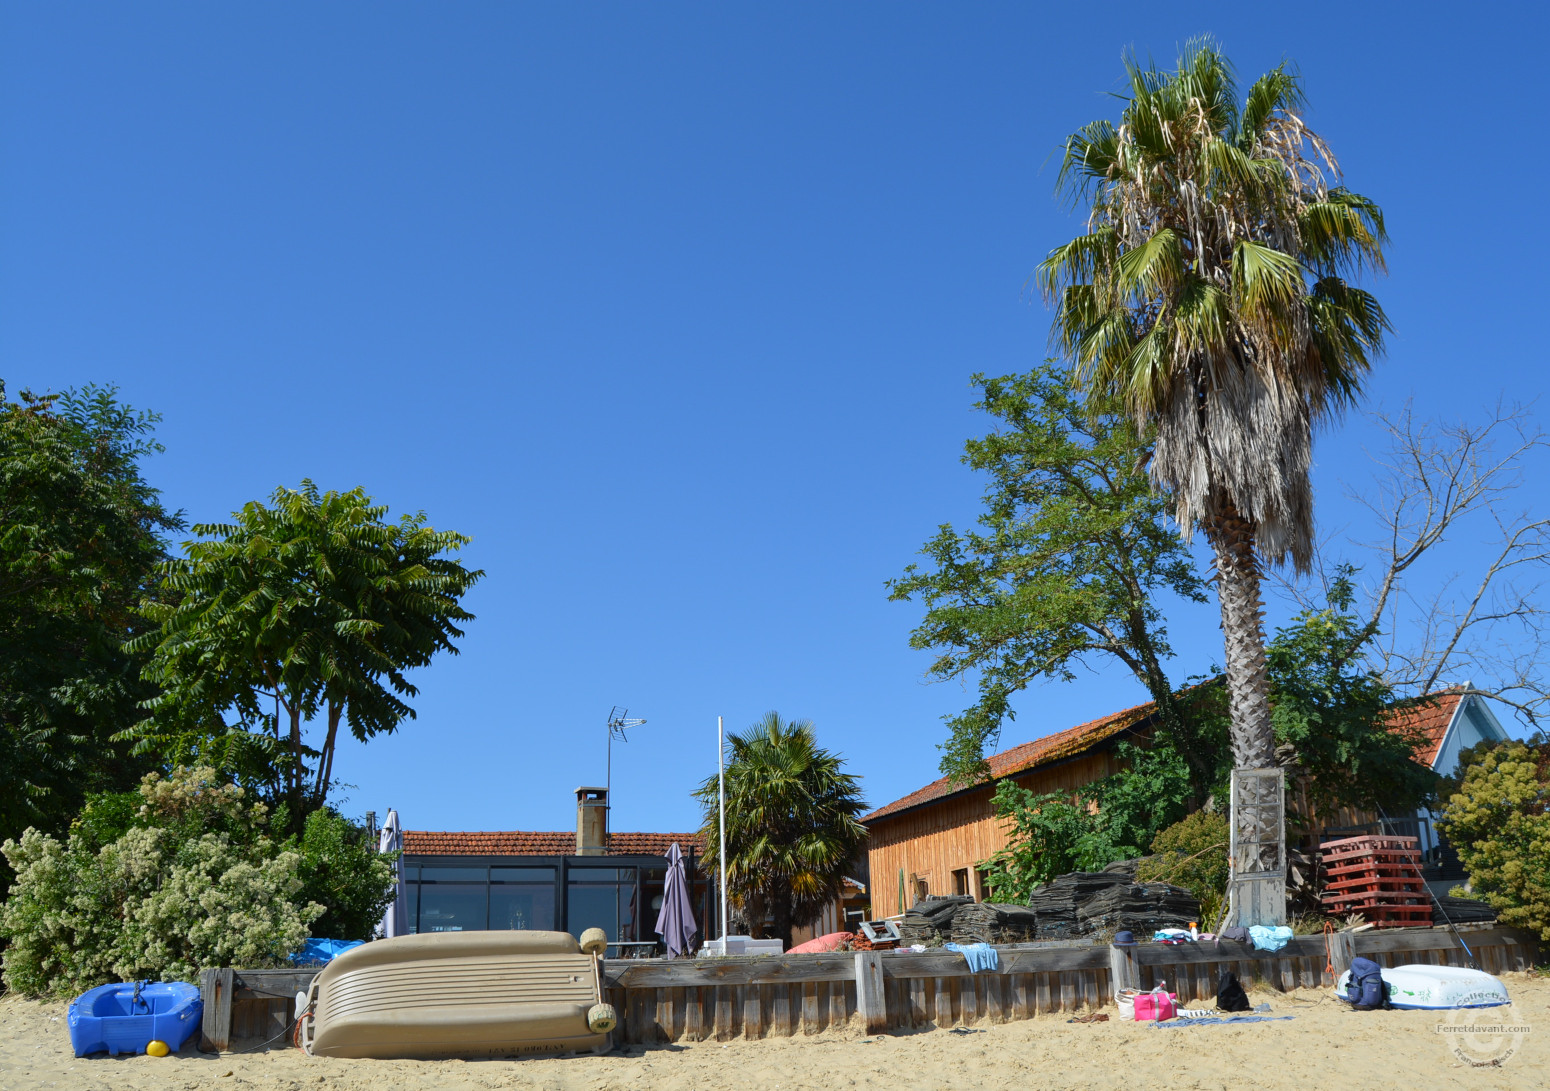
(2, 974), (1544, 1091)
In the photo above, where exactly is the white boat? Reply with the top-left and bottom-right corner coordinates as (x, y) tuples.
(300, 929), (617, 1059)
(1335, 963), (1510, 1010)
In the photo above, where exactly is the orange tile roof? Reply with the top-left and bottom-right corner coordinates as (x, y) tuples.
(403, 830), (705, 857)
(864, 686), (1470, 827)
(862, 696), (1160, 824)
(1382, 687), (1467, 769)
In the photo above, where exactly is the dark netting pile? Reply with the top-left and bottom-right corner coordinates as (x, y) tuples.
(1430, 895), (1498, 924)
(1026, 872), (1130, 940)
(897, 895), (975, 945)
(948, 902), (1040, 945)
(1074, 881), (1200, 935)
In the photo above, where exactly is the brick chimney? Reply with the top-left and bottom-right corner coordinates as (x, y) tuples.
(576, 786), (607, 856)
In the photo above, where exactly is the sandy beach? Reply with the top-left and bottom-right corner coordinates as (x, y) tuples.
(2, 974), (1543, 1091)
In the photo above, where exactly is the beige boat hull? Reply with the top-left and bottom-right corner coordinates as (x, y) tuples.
(304, 930), (611, 1059)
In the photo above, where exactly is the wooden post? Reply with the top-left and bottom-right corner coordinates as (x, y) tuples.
(199, 968), (234, 1053)
(1107, 944), (1137, 1001)
(854, 952), (887, 1034)
(1328, 931), (1355, 978)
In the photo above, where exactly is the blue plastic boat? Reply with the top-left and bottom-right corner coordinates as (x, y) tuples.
(68, 980), (203, 1057)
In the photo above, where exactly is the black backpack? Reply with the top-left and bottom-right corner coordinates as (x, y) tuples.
(1215, 971), (1251, 1012)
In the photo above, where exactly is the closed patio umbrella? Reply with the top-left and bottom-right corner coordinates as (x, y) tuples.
(377, 809), (407, 938)
(654, 842), (697, 957)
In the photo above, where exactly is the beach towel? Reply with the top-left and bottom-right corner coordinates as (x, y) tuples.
(943, 942), (999, 972)
(1248, 925), (1293, 952)
(1152, 1015), (1294, 1027)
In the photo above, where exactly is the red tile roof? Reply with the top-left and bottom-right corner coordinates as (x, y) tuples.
(1382, 688), (1467, 770)
(403, 830), (705, 857)
(862, 696), (1160, 824)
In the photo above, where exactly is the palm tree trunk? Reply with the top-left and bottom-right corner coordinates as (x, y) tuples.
(1209, 502), (1276, 769)
(1209, 499), (1286, 927)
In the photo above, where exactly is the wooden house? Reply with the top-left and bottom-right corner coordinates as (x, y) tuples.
(862, 699), (1159, 917)
(862, 686), (1513, 916)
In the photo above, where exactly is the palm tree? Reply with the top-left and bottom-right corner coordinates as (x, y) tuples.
(1039, 42), (1388, 920)
(695, 712), (867, 950)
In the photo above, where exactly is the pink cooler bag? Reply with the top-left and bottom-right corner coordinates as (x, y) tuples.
(1132, 986), (1177, 1022)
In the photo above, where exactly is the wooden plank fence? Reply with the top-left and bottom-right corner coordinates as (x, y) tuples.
(203, 924), (1536, 1051)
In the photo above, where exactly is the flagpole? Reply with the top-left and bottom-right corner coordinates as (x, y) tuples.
(718, 715), (728, 942)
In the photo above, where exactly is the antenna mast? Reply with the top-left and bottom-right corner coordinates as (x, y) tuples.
(604, 706), (647, 812)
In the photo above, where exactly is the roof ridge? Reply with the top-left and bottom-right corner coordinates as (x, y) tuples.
(862, 694), (1163, 824)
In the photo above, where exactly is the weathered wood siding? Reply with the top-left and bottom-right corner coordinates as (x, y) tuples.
(866, 750), (1125, 917)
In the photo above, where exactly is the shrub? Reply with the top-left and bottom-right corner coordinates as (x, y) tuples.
(0, 767), (322, 996)
(289, 808), (396, 941)
(1439, 741), (1550, 942)
(1136, 811), (1228, 927)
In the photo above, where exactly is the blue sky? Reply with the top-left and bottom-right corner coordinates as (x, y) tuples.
(4, 3), (1545, 837)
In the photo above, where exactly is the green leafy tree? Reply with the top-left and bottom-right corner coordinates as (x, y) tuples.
(288, 808), (396, 941)
(889, 363), (1207, 786)
(125, 482), (482, 830)
(0, 383), (181, 869)
(1136, 811), (1229, 927)
(980, 732), (1198, 902)
(0, 767), (320, 996)
(693, 713), (867, 950)
(1438, 741), (1550, 941)
(1268, 568), (1437, 818)
(1042, 43), (1389, 919)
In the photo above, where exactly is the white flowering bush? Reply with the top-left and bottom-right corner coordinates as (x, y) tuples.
(0, 767), (322, 996)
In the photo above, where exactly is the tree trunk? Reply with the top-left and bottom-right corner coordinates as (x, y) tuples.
(770, 888), (795, 953)
(288, 699), (305, 826)
(311, 700), (343, 812)
(1209, 499), (1286, 927)
(1208, 502), (1276, 770)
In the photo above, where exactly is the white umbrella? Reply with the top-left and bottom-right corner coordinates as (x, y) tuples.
(377, 809), (407, 938)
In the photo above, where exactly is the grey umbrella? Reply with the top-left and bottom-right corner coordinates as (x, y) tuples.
(377, 809), (407, 938)
(654, 842), (698, 958)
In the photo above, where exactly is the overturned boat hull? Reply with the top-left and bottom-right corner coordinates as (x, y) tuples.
(302, 930), (612, 1059)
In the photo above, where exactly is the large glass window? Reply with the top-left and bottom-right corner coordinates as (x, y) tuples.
(417, 883), (487, 932)
(567, 868), (637, 942)
(489, 867), (556, 931)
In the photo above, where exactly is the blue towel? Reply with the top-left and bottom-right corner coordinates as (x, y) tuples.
(1153, 1015), (1295, 1027)
(943, 942), (999, 973)
(1247, 925), (1294, 952)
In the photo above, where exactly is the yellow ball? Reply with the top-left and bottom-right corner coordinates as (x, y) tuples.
(145, 1040), (171, 1057)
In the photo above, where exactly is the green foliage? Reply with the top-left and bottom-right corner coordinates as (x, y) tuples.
(980, 783), (1122, 901)
(1137, 811), (1228, 927)
(125, 481), (482, 830)
(888, 363), (1204, 784)
(980, 738), (1195, 902)
(0, 383), (180, 876)
(288, 808), (396, 941)
(694, 712), (867, 949)
(1439, 741), (1550, 942)
(1267, 569), (1438, 816)
(0, 767), (321, 997)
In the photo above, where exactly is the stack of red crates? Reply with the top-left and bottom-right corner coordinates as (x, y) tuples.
(1319, 834), (1431, 928)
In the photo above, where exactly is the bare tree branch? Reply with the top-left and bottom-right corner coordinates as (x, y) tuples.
(1288, 400), (1550, 728)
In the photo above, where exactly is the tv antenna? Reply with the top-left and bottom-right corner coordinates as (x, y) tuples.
(605, 706), (647, 806)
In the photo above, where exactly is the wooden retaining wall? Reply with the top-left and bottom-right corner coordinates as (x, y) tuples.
(206, 924), (1535, 1051)
(603, 924), (1537, 1044)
